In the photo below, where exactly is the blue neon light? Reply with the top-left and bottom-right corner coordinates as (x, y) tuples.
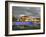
(15, 22), (33, 25)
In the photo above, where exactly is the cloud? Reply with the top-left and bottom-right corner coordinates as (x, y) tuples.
(12, 6), (40, 18)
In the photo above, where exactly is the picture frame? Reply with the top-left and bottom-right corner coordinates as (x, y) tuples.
(5, 1), (45, 36)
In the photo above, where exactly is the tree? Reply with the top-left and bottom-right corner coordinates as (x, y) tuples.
(12, 16), (17, 22)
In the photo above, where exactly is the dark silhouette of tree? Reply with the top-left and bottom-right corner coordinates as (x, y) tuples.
(12, 16), (17, 22)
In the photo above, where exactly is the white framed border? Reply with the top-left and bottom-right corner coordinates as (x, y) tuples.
(5, 1), (45, 35)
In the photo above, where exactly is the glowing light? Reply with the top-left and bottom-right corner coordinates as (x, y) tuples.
(19, 14), (25, 17)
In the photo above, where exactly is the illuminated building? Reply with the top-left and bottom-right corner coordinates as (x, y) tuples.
(19, 16), (32, 22)
(18, 16), (40, 23)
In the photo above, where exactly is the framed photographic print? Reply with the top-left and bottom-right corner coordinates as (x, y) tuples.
(5, 1), (45, 36)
